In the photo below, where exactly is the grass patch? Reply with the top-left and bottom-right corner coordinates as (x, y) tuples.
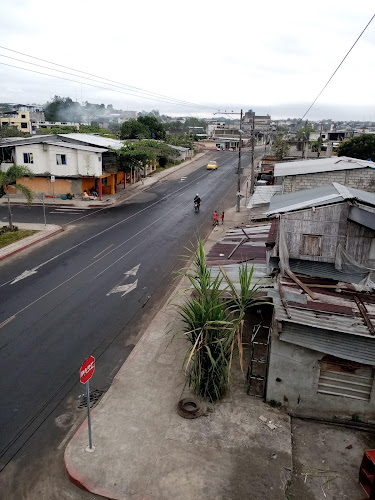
(0, 229), (37, 249)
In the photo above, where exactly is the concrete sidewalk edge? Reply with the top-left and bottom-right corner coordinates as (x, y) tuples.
(63, 183), (254, 497)
(0, 225), (63, 262)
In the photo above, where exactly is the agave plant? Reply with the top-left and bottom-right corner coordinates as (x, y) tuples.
(177, 240), (264, 402)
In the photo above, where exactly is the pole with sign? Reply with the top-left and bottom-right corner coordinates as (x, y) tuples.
(51, 175), (55, 202)
(80, 355), (95, 451)
(41, 193), (46, 227)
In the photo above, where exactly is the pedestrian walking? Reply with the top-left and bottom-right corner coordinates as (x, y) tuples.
(221, 211), (225, 224)
(213, 211), (219, 227)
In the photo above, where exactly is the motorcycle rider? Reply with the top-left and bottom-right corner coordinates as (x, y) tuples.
(194, 194), (201, 207)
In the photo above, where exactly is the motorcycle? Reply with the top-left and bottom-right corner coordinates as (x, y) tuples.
(194, 201), (200, 212)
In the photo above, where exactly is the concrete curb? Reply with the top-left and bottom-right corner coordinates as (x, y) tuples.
(0, 226), (63, 262)
(0, 153), (210, 211)
(63, 160), (253, 497)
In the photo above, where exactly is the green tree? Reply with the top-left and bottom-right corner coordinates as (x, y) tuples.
(272, 136), (290, 161)
(120, 119), (149, 140)
(166, 134), (194, 149)
(137, 115), (166, 140)
(0, 126), (31, 138)
(0, 165), (33, 230)
(296, 125), (314, 141)
(337, 134), (375, 161)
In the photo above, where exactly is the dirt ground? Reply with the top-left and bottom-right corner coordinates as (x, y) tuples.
(286, 418), (375, 500)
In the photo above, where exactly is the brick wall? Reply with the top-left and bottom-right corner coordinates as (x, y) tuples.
(283, 168), (375, 193)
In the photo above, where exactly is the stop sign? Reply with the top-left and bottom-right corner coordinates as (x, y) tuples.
(80, 356), (95, 384)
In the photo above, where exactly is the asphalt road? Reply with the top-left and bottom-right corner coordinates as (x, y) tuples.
(0, 149), (255, 498)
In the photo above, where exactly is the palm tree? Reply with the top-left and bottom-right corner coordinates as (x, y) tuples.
(0, 165), (33, 230)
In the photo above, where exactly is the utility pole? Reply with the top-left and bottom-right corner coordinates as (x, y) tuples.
(250, 111), (255, 197)
(213, 109), (244, 212)
(236, 109), (243, 212)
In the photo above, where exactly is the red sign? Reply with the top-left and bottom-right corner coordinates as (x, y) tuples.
(80, 356), (95, 384)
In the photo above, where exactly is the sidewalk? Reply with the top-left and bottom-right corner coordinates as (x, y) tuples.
(0, 223), (62, 262)
(64, 190), (293, 499)
(0, 152), (209, 210)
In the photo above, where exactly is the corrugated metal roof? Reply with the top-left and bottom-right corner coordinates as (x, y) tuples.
(206, 224), (273, 292)
(39, 141), (106, 153)
(268, 286), (375, 338)
(267, 182), (375, 214)
(58, 134), (125, 150)
(274, 156), (375, 177)
(247, 185), (282, 208)
(280, 323), (375, 365)
(269, 257), (368, 284)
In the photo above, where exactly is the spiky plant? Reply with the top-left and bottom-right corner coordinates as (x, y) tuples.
(177, 240), (267, 402)
(0, 165), (33, 230)
(221, 264), (268, 374)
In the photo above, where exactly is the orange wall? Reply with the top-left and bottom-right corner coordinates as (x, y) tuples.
(16, 177), (72, 196)
(82, 178), (96, 192)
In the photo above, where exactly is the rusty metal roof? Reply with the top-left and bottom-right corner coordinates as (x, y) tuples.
(206, 224), (273, 292)
(268, 282), (375, 339)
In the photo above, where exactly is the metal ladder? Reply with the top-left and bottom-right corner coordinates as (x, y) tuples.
(246, 324), (270, 398)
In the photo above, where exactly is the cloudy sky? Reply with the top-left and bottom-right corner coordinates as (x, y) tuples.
(0, 0), (374, 120)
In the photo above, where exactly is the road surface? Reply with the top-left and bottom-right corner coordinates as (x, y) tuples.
(0, 149), (257, 498)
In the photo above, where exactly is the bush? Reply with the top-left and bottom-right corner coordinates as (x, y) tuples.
(0, 225), (18, 234)
(159, 156), (168, 168)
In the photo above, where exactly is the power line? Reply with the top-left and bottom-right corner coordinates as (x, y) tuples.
(298, 13), (375, 123)
(0, 61), (214, 110)
(0, 52), (208, 108)
(0, 45), (215, 110)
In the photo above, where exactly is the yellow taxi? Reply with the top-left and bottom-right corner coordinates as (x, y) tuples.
(207, 160), (218, 170)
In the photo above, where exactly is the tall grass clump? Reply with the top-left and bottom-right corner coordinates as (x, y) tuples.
(177, 239), (263, 402)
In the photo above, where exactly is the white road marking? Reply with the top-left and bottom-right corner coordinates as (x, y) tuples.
(93, 244), (114, 259)
(124, 264), (140, 276)
(0, 315), (15, 329)
(107, 279), (138, 297)
(180, 177), (187, 181)
(11, 269), (38, 284)
(49, 211), (82, 214)
(54, 208), (88, 212)
(1, 153), (241, 290)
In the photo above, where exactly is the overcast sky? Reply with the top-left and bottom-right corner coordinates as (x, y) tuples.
(0, 0), (374, 120)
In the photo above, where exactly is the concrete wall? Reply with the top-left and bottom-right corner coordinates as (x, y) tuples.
(266, 327), (375, 419)
(16, 176), (72, 196)
(13, 143), (103, 178)
(282, 168), (375, 193)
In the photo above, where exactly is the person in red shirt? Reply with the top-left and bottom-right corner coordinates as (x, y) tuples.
(213, 211), (219, 226)
(221, 211), (225, 224)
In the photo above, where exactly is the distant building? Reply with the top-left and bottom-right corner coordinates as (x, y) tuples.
(0, 110), (32, 134)
(274, 157), (375, 193)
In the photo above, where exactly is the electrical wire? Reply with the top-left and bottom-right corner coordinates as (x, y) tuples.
(0, 61), (213, 110)
(298, 13), (375, 123)
(0, 52), (209, 108)
(0, 45), (216, 110)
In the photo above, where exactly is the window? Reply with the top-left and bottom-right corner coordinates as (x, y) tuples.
(56, 154), (67, 165)
(21, 114), (26, 118)
(318, 356), (373, 401)
(21, 123), (28, 129)
(23, 153), (33, 164)
(300, 234), (322, 256)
